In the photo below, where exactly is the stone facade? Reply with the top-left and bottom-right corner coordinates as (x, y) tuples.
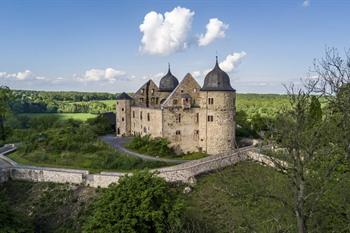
(116, 62), (236, 155)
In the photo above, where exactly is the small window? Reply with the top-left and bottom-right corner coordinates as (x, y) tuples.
(176, 114), (181, 123)
(122, 108), (124, 111)
(175, 130), (181, 141)
(133, 111), (135, 118)
(151, 89), (155, 94)
(195, 113), (199, 123)
(122, 117), (124, 122)
(181, 89), (184, 93)
(147, 113), (150, 121)
(193, 88), (197, 93)
(193, 130), (199, 140)
(208, 98), (214, 105)
(140, 111), (143, 120)
(141, 89), (144, 94)
(207, 115), (214, 122)
(173, 99), (178, 105)
(156, 97), (159, 104)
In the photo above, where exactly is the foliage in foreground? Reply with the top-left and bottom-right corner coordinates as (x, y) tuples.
(83, 171), (184, 233)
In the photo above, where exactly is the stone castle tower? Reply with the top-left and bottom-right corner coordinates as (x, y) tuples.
(198, 57), (236, 154)
(116, 58), (236, 155)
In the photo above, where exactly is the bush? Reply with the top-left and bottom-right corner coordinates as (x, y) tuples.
(127, 135), (175, 157)
(83, 171), (184, 233)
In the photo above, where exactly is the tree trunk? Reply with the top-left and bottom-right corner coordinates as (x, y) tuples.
(295, 177), (307, 233)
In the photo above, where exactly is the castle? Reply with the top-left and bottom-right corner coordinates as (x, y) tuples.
(116, 58), (236, 155)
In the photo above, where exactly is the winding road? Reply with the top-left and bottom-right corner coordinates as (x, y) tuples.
(99, 135), (186, 164)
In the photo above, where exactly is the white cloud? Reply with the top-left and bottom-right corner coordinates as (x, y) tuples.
(191, 70), (201, 79)
(219, 51), (247, 73)
(302, 0), (310, 7)
(139, 7), (195, 55)
(0, 70), (34, 80)
(198, 18), (229, 46)
(79, 68), (127, 83)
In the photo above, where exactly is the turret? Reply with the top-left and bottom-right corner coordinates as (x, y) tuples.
(198, 57), (236, 154)
(116, 92), (133, 136)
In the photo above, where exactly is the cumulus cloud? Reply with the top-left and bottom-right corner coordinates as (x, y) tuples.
(139, 7), (195, 55)
(191, 71), (202, 79)
(198, 18), (229, 46)
(302, 0), (310, 7)
(78, 68), (127, 83)
(219, 51), (247, 73)
(0, 70), (34, 80)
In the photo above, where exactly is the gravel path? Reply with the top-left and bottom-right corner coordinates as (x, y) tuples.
(99, 135), (186, 164)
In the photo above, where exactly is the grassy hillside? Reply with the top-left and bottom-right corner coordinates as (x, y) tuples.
(19, 113), (97, 121)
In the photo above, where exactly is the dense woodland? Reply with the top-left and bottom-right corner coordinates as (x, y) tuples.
(0, 48), (349, 233)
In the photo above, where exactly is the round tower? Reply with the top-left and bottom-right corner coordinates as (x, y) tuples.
(198, 57), (236, 155)
(116, 92), (133, 136)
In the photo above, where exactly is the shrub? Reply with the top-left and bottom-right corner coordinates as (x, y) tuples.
(83, 171), (184, 233)
(127, 135), (175, 157)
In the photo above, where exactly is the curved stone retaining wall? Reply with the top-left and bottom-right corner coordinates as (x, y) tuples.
(1, 146), (258, 188)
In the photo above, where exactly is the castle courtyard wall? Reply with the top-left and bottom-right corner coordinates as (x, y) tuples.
(130, 107), (163, 137)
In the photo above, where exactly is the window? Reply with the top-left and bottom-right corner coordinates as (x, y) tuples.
(195, 113), (199, 123)
(147, 113), (150, 121)
(122, 108), (124, 111)
(193, 88), (197, 93)
(151, 97), (155, 103)
(133, 111), (135, 118)
(181, 89), (184, 93)
(140, 111), (143, 120)
(193, 130), (199, 140)
(208, 98), (214, 105)
(173, 99), (178, 105)
(140, 98), (144, 103)
(156, 97), (159, 104)
(141, 89), (144, 94)
(151, 89), (155, 94)
(175, 130), (181, 141)
(176, 113), (181, 123)
(207, 115), (214, 122)
(122, 117), (124, 122)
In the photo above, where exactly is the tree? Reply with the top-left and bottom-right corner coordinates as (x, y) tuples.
(83, 171), (184, 233)
(0, 86), (11, 143)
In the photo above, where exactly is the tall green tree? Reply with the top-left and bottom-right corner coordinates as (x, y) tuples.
(83, 171), (184, 233)
(0, 86), (11, 142)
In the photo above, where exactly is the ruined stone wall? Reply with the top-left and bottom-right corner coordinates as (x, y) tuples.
(130, 107), (163, 137)
(198, 91), (236, 155)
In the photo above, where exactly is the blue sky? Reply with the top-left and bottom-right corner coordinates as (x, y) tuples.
(0, 0), (349, 93)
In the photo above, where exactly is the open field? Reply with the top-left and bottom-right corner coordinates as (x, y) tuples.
(19, 113), (97, 121)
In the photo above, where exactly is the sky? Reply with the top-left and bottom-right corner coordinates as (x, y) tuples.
(0, 0), (349, 94)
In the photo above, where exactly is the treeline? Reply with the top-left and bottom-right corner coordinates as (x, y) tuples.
(9, 90), (118, 114)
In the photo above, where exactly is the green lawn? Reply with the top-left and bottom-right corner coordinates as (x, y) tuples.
(19, 113), (97, 121)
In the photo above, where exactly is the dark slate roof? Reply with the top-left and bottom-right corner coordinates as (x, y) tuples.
(116, 92), (133, 100)
(201, 58), (235, 92)
(159, 66), (179, 92)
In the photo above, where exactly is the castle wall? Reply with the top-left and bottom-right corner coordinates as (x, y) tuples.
(130, 107), (163, 137)
(199, 91), (236, 155)
(162, 107), (200, 154)
(132, 80), (171, 108)
(116, 99), (131, 136)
